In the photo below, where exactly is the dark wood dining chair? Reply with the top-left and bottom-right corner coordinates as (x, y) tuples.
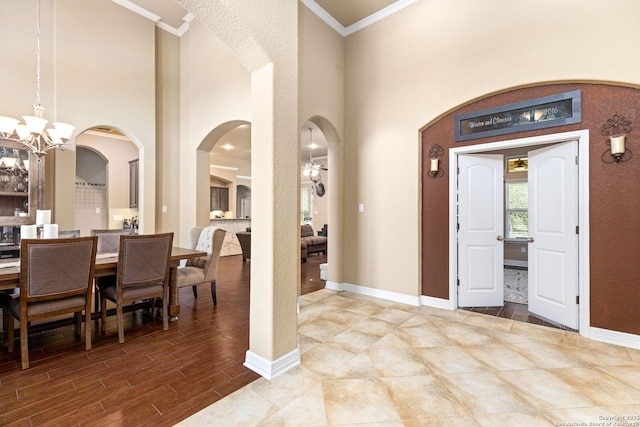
(4, 236), (98, 370)
(100, 232), (173, 343)
(176, 226), (226, 305)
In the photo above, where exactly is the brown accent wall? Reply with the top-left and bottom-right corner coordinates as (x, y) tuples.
(421, 83), (640, 335)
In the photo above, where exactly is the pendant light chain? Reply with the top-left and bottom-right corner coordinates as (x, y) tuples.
(34, 0), (43, 116)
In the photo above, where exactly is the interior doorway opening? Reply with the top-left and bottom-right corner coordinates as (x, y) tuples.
(450, 130), (590, 335)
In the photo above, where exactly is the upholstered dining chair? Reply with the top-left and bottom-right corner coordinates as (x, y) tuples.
(176, 226), (226, 305)
(90, 228), (134, 253)
(91, 228), (135, 311)
(58, 229), (81, 238)
(100, 232), (173, 344)
(5, 236), (98, 370)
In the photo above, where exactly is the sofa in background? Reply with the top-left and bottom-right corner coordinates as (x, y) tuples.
(236, 224), (327, 263)
(300, 224), (327, 261)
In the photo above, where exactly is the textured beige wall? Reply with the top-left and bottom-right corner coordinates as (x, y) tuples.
(156, 29), (181, 234)
(343, 0), (640, 296)
(55, 0), (156, 233)
(178, 19), (251, 245)
(179, 0), (299, 362)
(0, 0), (156, 233)
(299, 5), (345, 283)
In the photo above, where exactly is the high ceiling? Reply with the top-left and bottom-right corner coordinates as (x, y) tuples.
(115, 0), (411, 36)
(111, 0), (412, 166)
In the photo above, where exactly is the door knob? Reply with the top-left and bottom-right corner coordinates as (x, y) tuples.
(497, 236), (504, 241)
(527, 237), (534, 243)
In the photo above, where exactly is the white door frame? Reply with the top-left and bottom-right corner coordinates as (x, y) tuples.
(448, 129), (590, 336)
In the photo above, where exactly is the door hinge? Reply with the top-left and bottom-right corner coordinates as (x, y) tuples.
(457, 223), (460, 231)
(576, 226), (579, 234)
(575, 155), (579, 165)
(457, 278), (460, 287)
(576, 295), (580, 304)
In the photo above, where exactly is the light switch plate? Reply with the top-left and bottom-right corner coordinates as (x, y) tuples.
(358, 203), (365, 213)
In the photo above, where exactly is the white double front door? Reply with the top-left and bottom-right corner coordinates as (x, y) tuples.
(457, 140), (579, 330)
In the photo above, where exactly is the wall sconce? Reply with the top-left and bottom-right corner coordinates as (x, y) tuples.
(601, 115), (633, 163)
(427, 143), (444, 178)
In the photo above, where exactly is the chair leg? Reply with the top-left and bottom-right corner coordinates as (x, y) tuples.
(94, 287), (101, 313)
(116, 303), (124, 344)
(101, 298), (107, 332)
(75, 312), (81, 336)
(149, 298), (157, 320)
(7, 315), (14, 352)
(192, 285), (198, 298)
(20, 318), (29, 370)
(85, 309), (92, 351)
(162, 289), (169, 331)
(211, 280), (217, 306)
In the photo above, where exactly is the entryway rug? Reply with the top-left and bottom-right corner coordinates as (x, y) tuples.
(504, 268), (528, 304)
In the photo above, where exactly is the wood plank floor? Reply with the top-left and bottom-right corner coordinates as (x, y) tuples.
(0, 254), (327, 426)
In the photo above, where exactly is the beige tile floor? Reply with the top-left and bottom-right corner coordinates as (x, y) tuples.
(177, 289), (640, 426)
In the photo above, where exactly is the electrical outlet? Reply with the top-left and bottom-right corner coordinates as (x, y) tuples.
(521, 247), (526, 253)
(358, 203), (365, 213)
(162, 205), (168, 213)
(113, 214), (123, 221)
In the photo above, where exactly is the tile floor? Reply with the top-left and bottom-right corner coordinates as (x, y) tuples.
(177, 289), (640, 426)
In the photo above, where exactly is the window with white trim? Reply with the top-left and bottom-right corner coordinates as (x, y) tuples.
(506, 180), (528, 239)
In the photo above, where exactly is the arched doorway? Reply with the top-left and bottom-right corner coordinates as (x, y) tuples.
(75, 127), (139, 236)
(300, 116), (344, 289)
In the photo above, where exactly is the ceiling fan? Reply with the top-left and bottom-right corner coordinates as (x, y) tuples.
(303, 128), (327, 197)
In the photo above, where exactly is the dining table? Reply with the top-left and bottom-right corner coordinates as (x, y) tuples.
(0, 246), (206, 320)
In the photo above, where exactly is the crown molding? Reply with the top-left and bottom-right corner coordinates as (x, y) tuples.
(344, 0), (419, 36)
(303, 0), (420, 37)
(300, 0), (346, 36)
(111, 1), (193, 36)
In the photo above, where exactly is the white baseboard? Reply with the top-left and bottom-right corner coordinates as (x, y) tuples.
(504, 259), (528, 268)
(324, 282), (640, 352)
(421, 295), (454, 310)
(589, 327), (640, 350)
(325, 280), (343, 291)
(244, 347), (300, 380)
(339, 282), (421, 306)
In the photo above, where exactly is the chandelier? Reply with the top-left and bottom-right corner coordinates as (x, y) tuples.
(302, 128), (326, 197)
(0, 0), (75, 161)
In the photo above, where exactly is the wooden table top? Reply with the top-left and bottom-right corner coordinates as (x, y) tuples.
(0, 246), (205, 291)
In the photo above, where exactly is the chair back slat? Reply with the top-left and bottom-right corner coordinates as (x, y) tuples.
(118, 233), (173, 288)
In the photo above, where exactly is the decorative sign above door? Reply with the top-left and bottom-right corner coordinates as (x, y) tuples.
(455, 90), (581, 142)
